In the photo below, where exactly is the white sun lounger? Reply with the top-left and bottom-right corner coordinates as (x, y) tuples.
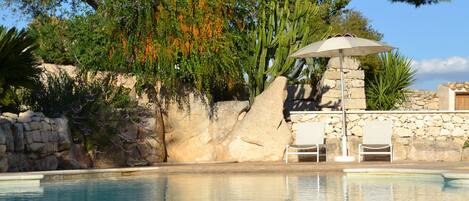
(358, 120), (393, 163)
(285, 122), (325, 164)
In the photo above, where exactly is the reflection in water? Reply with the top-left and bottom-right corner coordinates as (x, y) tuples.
(0, 180), (44, 197)
(1, 173), (469, 201)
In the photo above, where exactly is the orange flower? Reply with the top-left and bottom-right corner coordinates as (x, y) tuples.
(181, 23), (190, 33)
(198, 0), (206, 9)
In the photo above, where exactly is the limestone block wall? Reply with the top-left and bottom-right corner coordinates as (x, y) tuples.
(0, 111), (73, 172)
(319, 57), (366, 111)
(285, 84), (318, 111)
(397, 90), (439, 110)
(290, 111), (469, 161)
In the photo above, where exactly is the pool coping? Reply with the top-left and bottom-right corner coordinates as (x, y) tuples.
(343, 168), (446, 175)
(344, 168), (469, 186)
(1, 162), (469, 183)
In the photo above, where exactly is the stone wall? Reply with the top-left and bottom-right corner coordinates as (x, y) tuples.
(319, 57), (366, 110)
(397, 90), (439, 110)
(0, 111), (82, 172)
(285, 84), (317, 111)
(290, 111), (469, 161)
(37, 63), (165, 168)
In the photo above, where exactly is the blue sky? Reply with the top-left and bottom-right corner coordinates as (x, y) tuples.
(348, 0), (469, 90)
(0, 6), (28, 29)
(1, 1), (469, 90)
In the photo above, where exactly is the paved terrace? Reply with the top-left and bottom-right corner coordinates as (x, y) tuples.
(1, 161), (469, 181)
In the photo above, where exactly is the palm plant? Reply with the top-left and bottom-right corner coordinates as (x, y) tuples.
(0, 26), (41, 108)
(366, 51), (416, 110)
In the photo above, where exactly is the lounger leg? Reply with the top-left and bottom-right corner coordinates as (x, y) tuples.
(316, 144), (319, 163)
(324, 145), (327, 162)
(358, 144), (362, 163)
(390, 145), (393, 163)
(285, 145), (289, 164)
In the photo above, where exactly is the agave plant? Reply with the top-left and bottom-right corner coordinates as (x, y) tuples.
(0, 26), (41, 108)
(365, 51), (416, 110)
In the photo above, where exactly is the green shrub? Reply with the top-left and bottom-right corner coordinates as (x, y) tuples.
(366, 51), (416, 110)
(463, 140), (469, 149)
(28, 15), (74, 65)
(67, 14), (114, 71)
(22, 72), (139, 151)
(0, 26), (41, 110)
(29, 14), (112, 68)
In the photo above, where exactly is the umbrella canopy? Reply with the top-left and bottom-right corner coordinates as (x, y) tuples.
(290, 36), (394, 58)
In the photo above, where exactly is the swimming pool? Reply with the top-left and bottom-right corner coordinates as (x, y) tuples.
(1, 172), (468, 201)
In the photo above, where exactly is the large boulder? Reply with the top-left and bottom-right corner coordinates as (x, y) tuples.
(223, 76), (292, 162)
(67, 144), (93, 168)
(165, 93), (249, 162)
(94, 144), (127, 168)
(136, 117), (166, 164)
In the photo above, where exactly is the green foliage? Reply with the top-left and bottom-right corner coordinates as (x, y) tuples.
(67, 14), (113, 70)
(23, 0), (386, 105)
(245, 0), (347, 101)
(28, 15), (74, 64)
(366, 51), (416, 110)
(96, 0), (246, 101)
(22, 72), (139, 150)
(28, 14), (112, 67)
(0, 26), (41, 109)
(464, 139), (469, 149)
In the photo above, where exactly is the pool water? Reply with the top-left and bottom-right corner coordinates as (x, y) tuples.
(1, 172), (468, 201)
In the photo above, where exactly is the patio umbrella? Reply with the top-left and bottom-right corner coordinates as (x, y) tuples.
(290, 35), (394, 162)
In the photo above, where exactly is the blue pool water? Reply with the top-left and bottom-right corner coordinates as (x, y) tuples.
(1, 172), (468, 201)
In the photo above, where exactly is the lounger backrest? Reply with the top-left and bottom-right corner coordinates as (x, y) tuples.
(295, 122), (325, 145)
(363, 120), (392, 145)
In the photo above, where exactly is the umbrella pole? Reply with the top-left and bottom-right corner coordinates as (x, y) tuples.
(335, 50), (355, 162)
(339, 50), (347, 157)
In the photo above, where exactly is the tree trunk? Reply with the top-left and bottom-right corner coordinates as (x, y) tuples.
(83, 0), (99, 10)
(154, 99), (167, 162)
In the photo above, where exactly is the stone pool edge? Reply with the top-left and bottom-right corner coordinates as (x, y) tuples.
(344, 168), (469, 186)
(1, 162), (469, 183)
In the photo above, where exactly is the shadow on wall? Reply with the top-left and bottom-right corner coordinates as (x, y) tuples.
(284, 84), (339, 118)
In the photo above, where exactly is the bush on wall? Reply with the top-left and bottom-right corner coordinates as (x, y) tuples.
(22, 72), (140, 151)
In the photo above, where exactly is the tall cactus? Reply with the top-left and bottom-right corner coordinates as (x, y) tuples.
(245, 0), (339, 102)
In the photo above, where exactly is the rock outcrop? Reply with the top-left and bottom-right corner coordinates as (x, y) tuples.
(223, 76), (292, 162)
(94, 114), (165, 167)
(165, 93), (249, 162)
(164, 77), (293, 162)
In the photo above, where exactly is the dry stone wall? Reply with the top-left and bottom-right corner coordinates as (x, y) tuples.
(319, 57), (366, 111)
(397, 90), (439, 110)
(0, 111), (77, 172)
(290, 111), (469, 161)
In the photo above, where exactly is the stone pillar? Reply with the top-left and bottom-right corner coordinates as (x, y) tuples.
(318, 57), (366, 110)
